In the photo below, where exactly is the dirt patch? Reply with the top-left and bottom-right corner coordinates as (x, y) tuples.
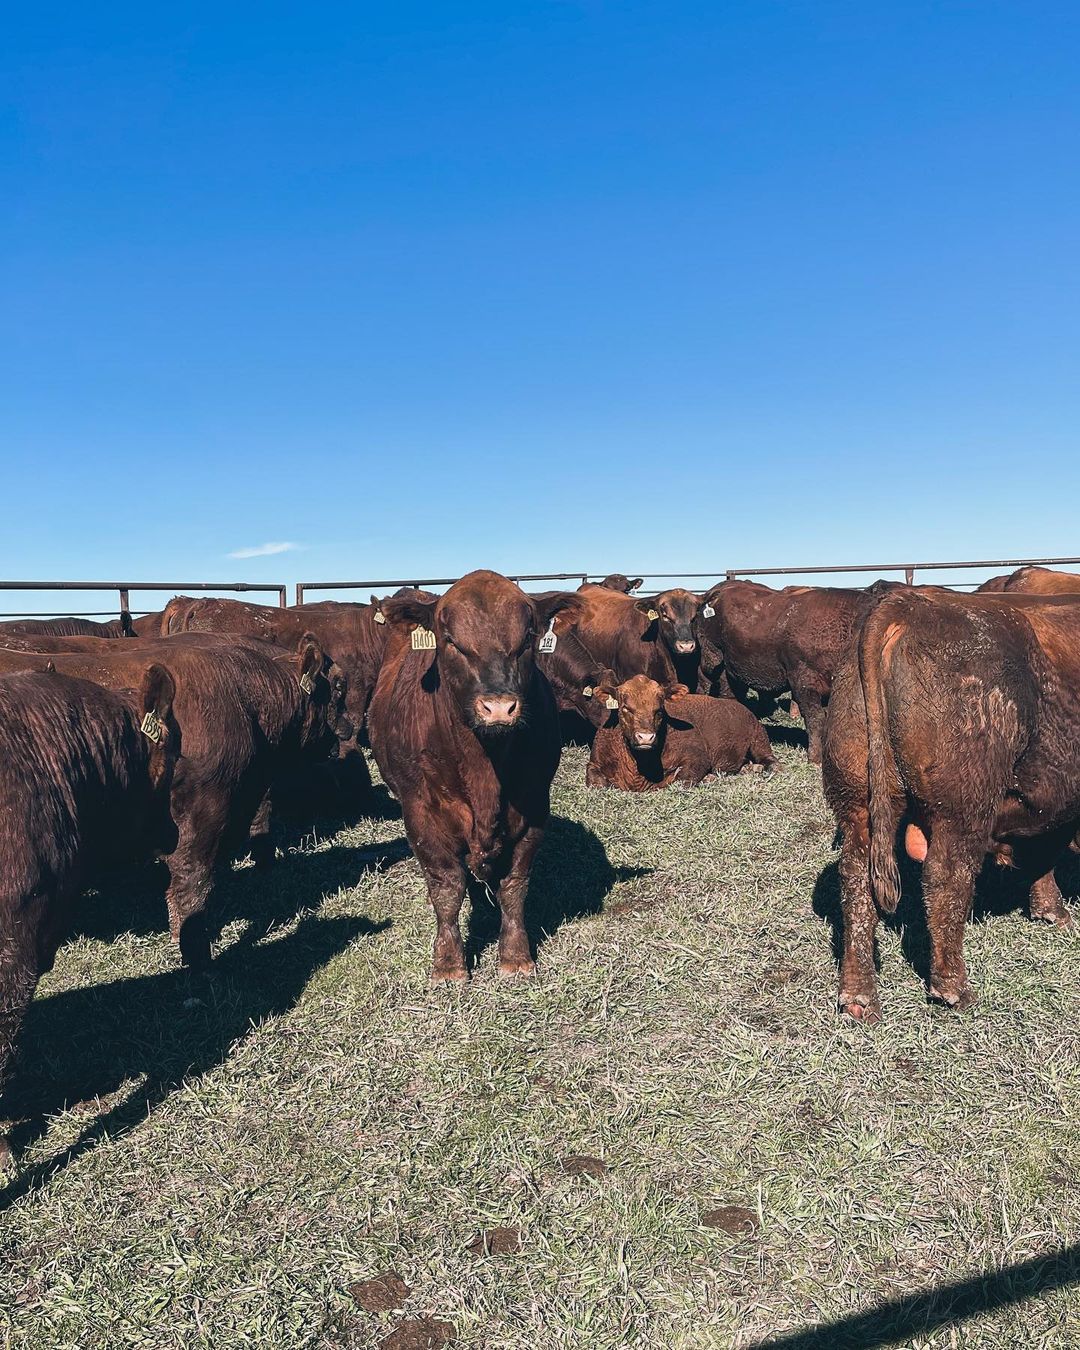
(702, 1205), (760, 1236)
(466, 1226), (522, 1256)
(379, 1319), (455, 1350)
(349, 1271), (412, 1313)
(560, 1154), (608, 1179)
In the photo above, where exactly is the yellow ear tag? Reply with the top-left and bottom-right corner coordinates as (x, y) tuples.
(411, 626), (436, 651)
(298, 671), (314, 695)
(646, 609), (659, 621)
(582, 686), (594, 698)
(605, 696), (619, 711)
(140, 710), (163, 744)
(373, 610), (386, 624)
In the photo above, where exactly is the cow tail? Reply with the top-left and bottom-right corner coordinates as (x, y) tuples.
(859, 601), (904, 914)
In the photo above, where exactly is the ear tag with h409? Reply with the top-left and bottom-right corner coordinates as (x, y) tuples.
(411, 625), (437, 651)
(538, 620), (558, 654)
(702, 603), (715, 619)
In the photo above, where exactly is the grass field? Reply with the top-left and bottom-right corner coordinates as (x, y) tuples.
(1, 724), (1078, 1349)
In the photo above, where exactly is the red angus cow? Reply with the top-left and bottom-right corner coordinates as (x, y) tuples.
(0, 667), (178, 1159)
(0, 615), (134, 638)
(978, 565), (1080, 595)
(586, 673), (776, 790)
(0, 635), (347, 970)
(559, 585), (703, 689)
(698, 580), (889, 763)
(824, 589), (1080, 1021)
(367, 570), (581, 982)
(593, 574), (644, 593)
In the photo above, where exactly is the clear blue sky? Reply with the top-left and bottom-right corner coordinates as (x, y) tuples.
(3, 2), (1078, 609)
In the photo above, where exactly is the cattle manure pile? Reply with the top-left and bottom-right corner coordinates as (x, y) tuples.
(0, 736), (1076, 1347)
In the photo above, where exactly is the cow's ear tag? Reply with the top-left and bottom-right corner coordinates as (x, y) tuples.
(140, 710), (163, 744)
(411, 625), (437, 651)
(582, 686), (594, 698)
(538, 619), (558, 654)
(646, 609), (659, 622)
(298, 670), (314, 695)
(605, 696), (619, 711)
(373, 609), (386, 625)
(702, 604), (715, 619)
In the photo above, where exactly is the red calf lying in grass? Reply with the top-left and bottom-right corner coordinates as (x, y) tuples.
(585, 673), (777, 791)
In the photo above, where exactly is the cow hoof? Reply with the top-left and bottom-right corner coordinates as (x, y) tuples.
(430, 966), (468, 986)
(0, 1137), (13, 1173)
(839, 991), (881, 1024)
(928, 982), (977, 1011)
(498, 958), (536, 979)
(1031, 906), (1073, 928)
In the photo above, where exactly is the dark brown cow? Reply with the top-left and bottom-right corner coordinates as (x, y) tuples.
(0, 636), (347, 970)
(586, 673), (776, 790)
(0, 667), (178, 1159)
(558, 584), (701, 689)
(823, 589), (1080, 1021)
(697, 580), (889, 763)
(367, 570), (580, 982)
(162, 594), (392, 735)
(593, 573), (644, 593)
(978, 565), (1080, 595)
(0, 615), (134, 638)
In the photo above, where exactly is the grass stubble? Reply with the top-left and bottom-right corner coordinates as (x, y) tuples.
(0, 723), (1077, 1349)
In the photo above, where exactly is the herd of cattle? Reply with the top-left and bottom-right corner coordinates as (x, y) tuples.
(0, 561), (1078, 1155)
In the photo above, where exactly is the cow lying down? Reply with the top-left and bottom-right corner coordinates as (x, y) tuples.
(585, 674), (777, 790)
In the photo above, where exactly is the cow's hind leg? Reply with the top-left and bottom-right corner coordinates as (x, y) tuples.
(1028, 871), (1073, 927)
(836, 808), (882, 1022)
(922, 831), (981, 1010)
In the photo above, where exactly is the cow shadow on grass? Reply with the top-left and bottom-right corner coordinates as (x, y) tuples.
(813, 849), (1080, 988)
(463, 815), (653, 971)
(0, 910), (389, 1214)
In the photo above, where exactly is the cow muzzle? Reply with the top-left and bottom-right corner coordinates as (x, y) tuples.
(633, 730), (657, 748)
(474, 695), (520, 727)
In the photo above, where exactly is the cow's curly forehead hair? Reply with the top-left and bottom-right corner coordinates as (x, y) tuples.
(436, 572), (535, 641)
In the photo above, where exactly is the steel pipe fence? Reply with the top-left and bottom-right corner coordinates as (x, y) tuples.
(0, 580), (288, 620)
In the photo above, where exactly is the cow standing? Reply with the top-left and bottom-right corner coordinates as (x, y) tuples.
(367, 570), (579, 982)
(823, 589), (1080, 1021)
(0, 667), (178, 1159)
(977, 565), (1080, 595)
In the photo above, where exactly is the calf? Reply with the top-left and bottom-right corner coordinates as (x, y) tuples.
(0, 667), (177, 1158)
(0, 635), (347, 969)
(823, 589), (1080, 1021)
(367, 570), (580, 982)
(586, 673), (775, 790)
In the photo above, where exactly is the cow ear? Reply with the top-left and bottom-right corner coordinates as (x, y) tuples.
(628, 579), (644, 592)
(120, 610), (135, 637)
(381, 595), (438, 633)
(591, 669), (620, 718)
(665, 682), (691, 700)
(139, 663), (176, 742)
(296, 633), (326, 694)
(533, 591), (583, 630)
(634, 598), (659, 622)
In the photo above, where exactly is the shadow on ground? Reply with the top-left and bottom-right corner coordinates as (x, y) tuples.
(464, 815), (653, 970)
(1, 910), (389, 1213)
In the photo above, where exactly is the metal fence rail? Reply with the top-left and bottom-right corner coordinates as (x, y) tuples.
(296, 556), (1080, 601)
(0, 579), (288, 620)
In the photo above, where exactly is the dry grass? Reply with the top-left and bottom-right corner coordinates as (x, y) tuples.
(0, 726), (1078, 1348)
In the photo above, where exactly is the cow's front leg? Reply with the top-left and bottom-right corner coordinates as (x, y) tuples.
(425, 864), (468, 984)
(794, 687), (827, 764)
(495, 828), (544, 978)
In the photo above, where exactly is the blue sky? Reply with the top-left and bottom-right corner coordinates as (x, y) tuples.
(2, 2), (1078, 610)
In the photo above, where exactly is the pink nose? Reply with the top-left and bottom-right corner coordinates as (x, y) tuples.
(476, 695), (519, 725)
(675, 640), (696, 654)
(634, 731), (657, 746)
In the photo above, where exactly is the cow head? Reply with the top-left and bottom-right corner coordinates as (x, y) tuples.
(592, 671), (691, 752)
(381, 571), (583, 735)
(599, 573), (644, 594)
(295, 634), (354, 751)
(636, 588), (702, 658)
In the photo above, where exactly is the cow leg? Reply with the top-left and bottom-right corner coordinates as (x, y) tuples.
(836, 809), (882, 1022)
(426, 866), (469, 984)
(0, 911), (42, 1166)
(494, 829), (544, 978)
(1028, 871), (1073, 927)
(922, 834), (980, 1010)
(248, 792), (275, 870)
(164, 792), (230, 971)
(795, 688), (827, 765)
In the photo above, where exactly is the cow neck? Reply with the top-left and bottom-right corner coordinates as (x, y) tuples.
(670, 648), (699, 690)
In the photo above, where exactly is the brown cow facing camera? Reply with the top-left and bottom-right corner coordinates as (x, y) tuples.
(586, 673), (776, 790)
(367, 570), (582, 983)
(0, 667), (178, 1161)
